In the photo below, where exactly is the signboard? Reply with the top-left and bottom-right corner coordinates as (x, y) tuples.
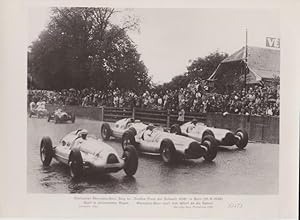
(266, 37), (280, 48)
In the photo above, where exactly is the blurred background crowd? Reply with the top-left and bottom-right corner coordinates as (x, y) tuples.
(28, 79), (279, 116)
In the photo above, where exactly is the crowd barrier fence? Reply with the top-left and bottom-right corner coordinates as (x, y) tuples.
(44, 104), (279, 144)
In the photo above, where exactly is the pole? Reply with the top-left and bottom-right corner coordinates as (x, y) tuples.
(244, 28), (248, 89)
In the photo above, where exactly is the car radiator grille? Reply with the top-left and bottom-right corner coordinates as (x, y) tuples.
(107, 154), (119, 164)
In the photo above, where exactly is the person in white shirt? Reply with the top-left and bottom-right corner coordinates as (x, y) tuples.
(29, 101), (36, 112)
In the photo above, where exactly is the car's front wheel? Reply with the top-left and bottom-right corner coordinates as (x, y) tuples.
(69, 151), (83, 179)
(123, 145), (138, 176)
(71, 114), (76, 123)
(202, 135), (218, 162)
(160, 139), (176, 164)
(101, 123), (112, 140)
(235, 128), (249, 149)
(47, 113), (51, 122)
(202, 129), (215, 140)
(40, 136), (53, 166)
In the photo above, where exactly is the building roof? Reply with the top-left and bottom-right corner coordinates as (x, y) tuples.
(222, 46), (280, 79)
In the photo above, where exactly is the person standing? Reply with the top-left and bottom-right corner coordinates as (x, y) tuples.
(177, 108), (185, 125)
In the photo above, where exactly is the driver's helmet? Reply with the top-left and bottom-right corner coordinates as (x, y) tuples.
(191, 118), (198, 125)
(129, 118), (135, 123)
(146, 123), (155, 131)
(76, 129), (88, 139)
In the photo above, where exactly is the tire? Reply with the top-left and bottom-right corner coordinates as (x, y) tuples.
(160, 139), (176, 164)
(127, 127), (137, 136)
(54, 115), (59, 124)
(47, 113), (51, 122)
(202, 129), (215, 140)
(68, 151), (83, 179)
(170, 124), (182, 135)
(235, 128), (249, 149)
(122, 131), (136, 150)
(40, 136), (53, 166)
(123, 145), (138, 176)
(202, 135), (218, 162)
(71, 114), (76, 123)
(101, 123), (112, 140)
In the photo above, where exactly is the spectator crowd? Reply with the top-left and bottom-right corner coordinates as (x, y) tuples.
(28, 80), (280, 117)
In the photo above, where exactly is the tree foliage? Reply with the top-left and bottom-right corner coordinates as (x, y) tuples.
(28, 7), (150, 91)
(159, 51), (228, 90)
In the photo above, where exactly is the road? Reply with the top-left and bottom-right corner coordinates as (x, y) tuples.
(27, 117), (279, 194)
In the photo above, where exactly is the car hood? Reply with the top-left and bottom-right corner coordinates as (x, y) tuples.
(153, 131), (196, 147)
(181, 122), (230, 139)
(78, 138), (118, 156)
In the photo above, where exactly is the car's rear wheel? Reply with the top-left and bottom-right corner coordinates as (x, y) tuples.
(69, 151), (83, 179)
(160, 139), (176, 164)
(71, 114), (76, 123)
(40, 136), (53, 166)
(202, 135), (218, 162)
(123, 145), (138, 176)
(122, 131), (137, 149)
(202, 129), (215, 140)
(127, 127), (137, 136)
(170, 124), (182, 135)
(54, 115), (59, 124)
(235, 128), (249, 149)
(101, 123), (112, 140)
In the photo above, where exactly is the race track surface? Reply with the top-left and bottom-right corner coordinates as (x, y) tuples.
(27, 117), (279, 194)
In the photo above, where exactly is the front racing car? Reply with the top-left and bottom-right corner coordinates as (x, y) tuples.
(40, 129), (138, 179)
(170, 121), (248, 149)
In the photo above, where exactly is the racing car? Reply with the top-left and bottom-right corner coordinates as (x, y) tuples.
(100, 118), (147, 140)
(120, 124), (218, 164)
(40, 129), (138, 179)
(47, 108), (76, 123)
(170, 119), (248, 149)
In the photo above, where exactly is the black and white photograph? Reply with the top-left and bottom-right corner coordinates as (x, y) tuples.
(27, 7), (281, 195)
(1, 0), (299, 218)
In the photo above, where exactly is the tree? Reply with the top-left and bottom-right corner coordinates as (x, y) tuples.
(158, 51), (228, 91)
(28, 7), (150, 91)
(186, 51), (228, 80)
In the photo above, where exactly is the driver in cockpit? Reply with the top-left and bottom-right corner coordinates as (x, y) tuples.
(186, 118), (198, 133)
(71, 129), (88, 150)
(143, 123), (155, 141)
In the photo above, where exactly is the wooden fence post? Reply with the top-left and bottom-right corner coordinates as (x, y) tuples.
(132, 107), (136, 120)
(166, 109), (170, 128)
(100, 106), (104, 121)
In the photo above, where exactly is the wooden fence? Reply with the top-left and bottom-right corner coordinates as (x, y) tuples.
(44, 104), (279, 144)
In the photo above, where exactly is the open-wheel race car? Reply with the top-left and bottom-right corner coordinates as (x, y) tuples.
(101, 118), (147, 140)
(47, 109), (76, 123)
(170, 120), (249, 149)
(120, 123), (218, 164)
(40, 129), (138, 179)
